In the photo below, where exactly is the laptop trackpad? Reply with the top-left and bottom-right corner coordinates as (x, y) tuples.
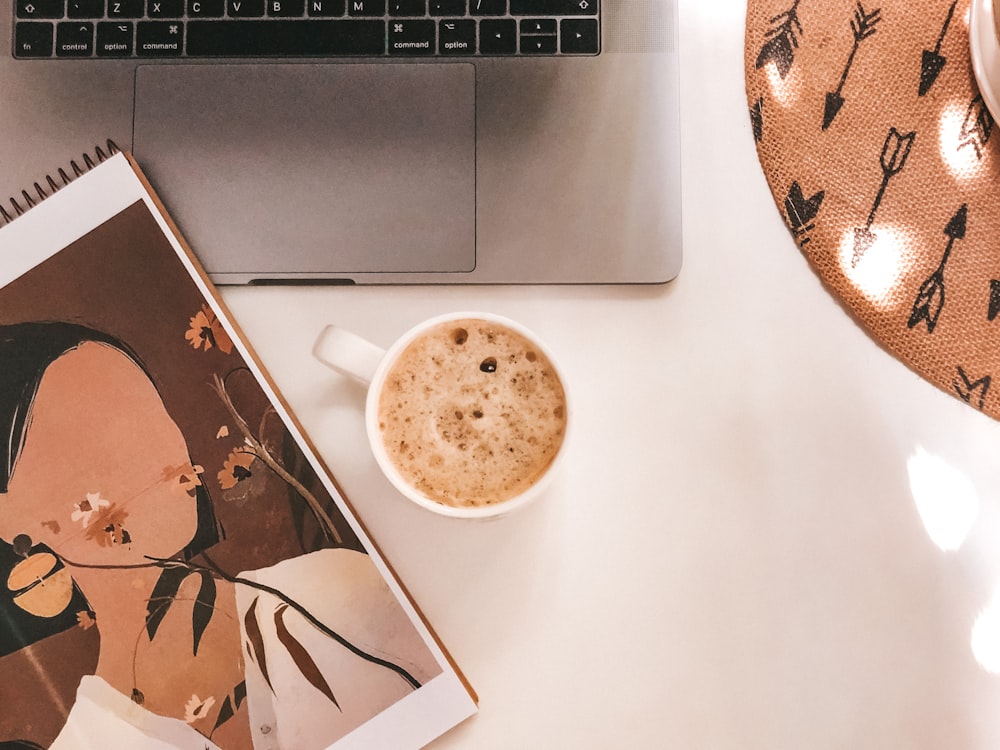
(133, 64), (476, 279)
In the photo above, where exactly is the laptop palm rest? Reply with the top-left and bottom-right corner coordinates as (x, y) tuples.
(132, 63), (476, 280)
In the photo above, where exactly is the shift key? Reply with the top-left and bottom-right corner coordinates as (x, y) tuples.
(509, 0), (598, 14)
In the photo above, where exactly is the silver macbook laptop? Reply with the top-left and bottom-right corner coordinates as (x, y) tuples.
(2, 1), (681, 285)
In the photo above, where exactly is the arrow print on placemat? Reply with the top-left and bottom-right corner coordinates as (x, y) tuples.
(958, 95), (995, 159)
(823, 2), (881, 130)
(919, 0), (958, 96)
(989, 280), (1000, 321)
(756, 0), (804, 80)
(908, 204), (966, 333)
(784, 181), (825, 247)
(954, 366), (992, 410)
(853, 127), (916, 265)
(750, 97), (764, 143)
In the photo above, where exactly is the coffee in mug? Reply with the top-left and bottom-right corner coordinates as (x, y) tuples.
(376, 317), (567, 509)
(313, 312), (570, 518)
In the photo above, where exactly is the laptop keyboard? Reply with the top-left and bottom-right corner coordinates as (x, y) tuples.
(13, 1), (600, 58)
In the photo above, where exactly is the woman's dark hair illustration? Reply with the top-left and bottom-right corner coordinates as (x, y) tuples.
(0, 321), (222, 655)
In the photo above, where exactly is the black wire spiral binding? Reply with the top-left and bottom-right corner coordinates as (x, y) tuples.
(0, 140), (120, 227)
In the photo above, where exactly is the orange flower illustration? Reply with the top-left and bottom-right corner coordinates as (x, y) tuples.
(76, 611), (96, 630)
(218, 448), (256, 490)
(184, 694), (216, 724)
(185, 304), (234, 354)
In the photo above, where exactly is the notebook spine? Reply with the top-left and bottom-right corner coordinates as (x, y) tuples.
(0, 140), (121, 227)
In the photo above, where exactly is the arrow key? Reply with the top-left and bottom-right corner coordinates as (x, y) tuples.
(560, 18), (598, 54)
(522, 34), (556, 54)
(479, 18), (516, 54)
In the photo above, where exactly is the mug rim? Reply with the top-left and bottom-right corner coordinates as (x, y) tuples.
(363, 311), (570, 520)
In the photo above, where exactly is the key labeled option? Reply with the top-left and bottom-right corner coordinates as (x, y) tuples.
(439, 19), (474, 54)
(97, 21), (134, 56)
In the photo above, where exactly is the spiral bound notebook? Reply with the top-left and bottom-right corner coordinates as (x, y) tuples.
(0, 147), (476, 749)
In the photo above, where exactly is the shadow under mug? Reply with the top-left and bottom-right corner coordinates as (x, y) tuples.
(311, 312), (570, 520)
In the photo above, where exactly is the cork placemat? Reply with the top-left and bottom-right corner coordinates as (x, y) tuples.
(745, 0), (1000, 419)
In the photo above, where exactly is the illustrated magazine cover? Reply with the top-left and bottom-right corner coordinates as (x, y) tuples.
(0, 150), (476, 749)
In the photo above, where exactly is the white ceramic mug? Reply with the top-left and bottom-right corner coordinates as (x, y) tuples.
(312, 312), (570, 519)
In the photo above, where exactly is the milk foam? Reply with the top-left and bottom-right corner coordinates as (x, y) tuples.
(377, 319), (567, 508)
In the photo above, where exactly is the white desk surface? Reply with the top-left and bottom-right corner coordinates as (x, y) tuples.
(221, 2), (1000, 747)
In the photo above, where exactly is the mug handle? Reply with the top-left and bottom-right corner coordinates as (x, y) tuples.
(312, 325), (386, 386)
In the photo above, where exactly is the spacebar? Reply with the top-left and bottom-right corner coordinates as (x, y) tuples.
(186, 20), (387, 57)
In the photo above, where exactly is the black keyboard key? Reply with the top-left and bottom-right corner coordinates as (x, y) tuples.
(267, 0), (305, 15)
(511, 0), (597, 14)
(560, 17), (597, 53)
(187, 0), (224, 15)
(470, 0), (504, 15)
(389, 19), (434, 54)
(108, 0), (145, 16)
(68, 0), (105, 17)
(429, 0), (464, 14)
(14, 22), (55, 56)
(521, 34), (555, 53)
(17, 1), (65, 19)
(389, 0), (424, 15)
(521, 18), (555, 34)
(228, 0), (265, 15)
(96, 21), (133, 55)
(147, 0), (185, 16)
(186, 19), (385, 55)
(56, 22), (94, 56)
(136, 20), (183, 55)
(479, 18), (515, 54)
(438, 18), (474, 54)
(307, 0), (344, 14)
(347, 0), (384, 15)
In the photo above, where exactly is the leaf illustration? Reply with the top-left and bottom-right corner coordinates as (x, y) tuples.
(192, 571), (217, 656)
(244, 597), (274, 693)
(213, 695), (234, 733)
(210, 679), (249, 735)
(146, 565), (195, 641)
(233, 679), (246, 707)
(274, 604), (341, 711)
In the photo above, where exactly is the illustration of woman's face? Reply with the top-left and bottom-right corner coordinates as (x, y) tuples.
(0, 342), (201, 565)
